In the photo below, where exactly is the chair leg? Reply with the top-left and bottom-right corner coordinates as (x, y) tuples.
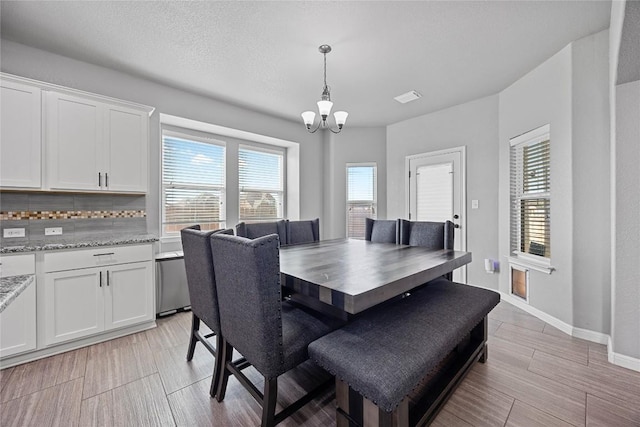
(215, 338), (233, 402)
(186, 314), (201, 361)
(209, 334), (224, 398)
(261, 378), (278, 427)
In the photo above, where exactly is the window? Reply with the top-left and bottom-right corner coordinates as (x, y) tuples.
(510, 124), (551, 260)
(161, 132), (225, 235)
(239, 146), (285, 221)
(346, 163), (377, 239)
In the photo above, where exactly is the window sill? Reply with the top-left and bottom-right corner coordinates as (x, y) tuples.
(508, 254), (555, 274)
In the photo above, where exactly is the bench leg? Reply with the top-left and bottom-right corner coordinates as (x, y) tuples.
(479, 343), (488, 363)
(335, 378), (409, 427)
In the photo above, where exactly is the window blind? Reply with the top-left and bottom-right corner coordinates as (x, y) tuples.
(510, 132), (550, 258)
(347, 165), (377, 239)
(239, 147), (284, 221)
(162, 134), (226, 234)
(416, 162), (453, 222)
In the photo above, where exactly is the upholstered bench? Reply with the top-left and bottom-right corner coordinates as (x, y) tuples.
(308, 278), (500, 427)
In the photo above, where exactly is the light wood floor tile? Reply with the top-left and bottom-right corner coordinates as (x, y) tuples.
(467, 361), (586, 426)
(154, 339), (215, 394)
(145, 315), (191, 353)
(495, 322), (589, 365)
(529, 350), (640, 411)
(83, 339), (157, 399)
(431, 408), (475, 427)
(488, 318), (502, 336)
(506, 399), (574, 427)
(586, 394), (640, 427)
(487, 335), (535, 371)
(489, 302), (546, 332)
(168, 375), (262, 426)
(1, 347), (87, 403)
(0, 366), (14, 393)
(442, 377), (514, 427)
(0, 377), (83, 427)
(80, 373), (174, 427)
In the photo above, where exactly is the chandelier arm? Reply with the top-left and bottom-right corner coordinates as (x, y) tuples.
(306, 121), (323, 134)
(328, 126), (342, 134)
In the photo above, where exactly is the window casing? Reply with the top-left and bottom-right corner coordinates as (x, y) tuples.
(161, 131), (226, 236)
(346, 163), (377, 239)
(238, 146), (285, 221)
(510, 125), (551, 260)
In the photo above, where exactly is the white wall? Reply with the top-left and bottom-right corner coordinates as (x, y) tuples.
(571, 31), (610, 333)
(387, 95), (499, 289)
(498, 45), (574, 325)
(322, 127), (387, 239)
(0, 40), (325, 239)
(612, 80), (640, 360)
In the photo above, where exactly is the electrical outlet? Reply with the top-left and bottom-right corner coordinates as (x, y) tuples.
(45, 227), (63, 236)
(3, 228), (26, 238)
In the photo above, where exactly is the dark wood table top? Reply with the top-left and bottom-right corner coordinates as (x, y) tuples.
(279, 239), (472, 315)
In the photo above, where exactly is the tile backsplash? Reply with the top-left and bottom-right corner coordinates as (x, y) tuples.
(0, 192), (147, 246)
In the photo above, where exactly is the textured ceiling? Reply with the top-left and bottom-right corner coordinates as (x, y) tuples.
(0, 1), (611, 127)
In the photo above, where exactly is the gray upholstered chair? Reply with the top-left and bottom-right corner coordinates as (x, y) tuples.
(365, 218), (400, 243)
(180, 226), (235, 397)
(235, 220), (287, 244)
(286, 218), (320, 245)
(210, 233), (343, 427)
(399, 219), (455, 279)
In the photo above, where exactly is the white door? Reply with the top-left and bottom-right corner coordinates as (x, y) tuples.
(44, 268), (105, 345)
(105, 261), (153, 330)
(0, 79), (42, 188)
(47, 92), (103, 191)
(104, 105), (148, 192)
(407, 147), (466, 282)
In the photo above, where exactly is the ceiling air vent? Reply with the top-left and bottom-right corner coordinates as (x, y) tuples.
(394, 90), (422, 104)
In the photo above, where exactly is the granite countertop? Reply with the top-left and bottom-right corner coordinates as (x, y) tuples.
(0, 274), (35, 313)
(0, 234), (159, 254)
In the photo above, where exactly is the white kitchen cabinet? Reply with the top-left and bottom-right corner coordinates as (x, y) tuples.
(43, 245), (154, 346)
(46, 91), (149, 193)
(0, 78), (42, 188)
(0, 254), (37, 358)
(0, 284), (37, 358)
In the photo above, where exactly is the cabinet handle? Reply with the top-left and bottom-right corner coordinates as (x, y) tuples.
(93, 252), (115, 257)
(107, 270), (110, 286)
(99, 271), (102, 287)
(105, 173), (109, 188)
(98, 172), (102, 187)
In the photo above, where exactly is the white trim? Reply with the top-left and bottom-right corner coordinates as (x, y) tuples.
(508, 255), (555, 274)
(607, 337), (640, 373)
(500, 292), (573, 336)
(509, 123), (550, 147)
(573, 327), (609, 345)
(0, 72), (154, 116)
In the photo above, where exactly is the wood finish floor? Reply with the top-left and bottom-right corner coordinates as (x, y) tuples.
(1, 301), (639, 426)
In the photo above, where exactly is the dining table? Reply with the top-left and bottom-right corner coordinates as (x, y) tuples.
(279, 238), (472, 317)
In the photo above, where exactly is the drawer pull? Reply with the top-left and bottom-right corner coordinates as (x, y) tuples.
(99, 271), (102, 287)
(93, 253), (115, 257)
(107, 270), (110, 286)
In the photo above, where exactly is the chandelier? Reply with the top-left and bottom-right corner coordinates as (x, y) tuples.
(301, 45), (348, 134)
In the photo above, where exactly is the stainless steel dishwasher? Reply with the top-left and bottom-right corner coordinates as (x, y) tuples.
(155, 251), (191, 317)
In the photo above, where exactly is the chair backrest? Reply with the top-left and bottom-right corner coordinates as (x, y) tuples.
(210, 233), (284, 378)
(180, 227), (233, 333)
(235, 220), (287, 243)
(399, 220), (454, 249)
(365, 218), (400, 244)
(286, 218), (320, 245)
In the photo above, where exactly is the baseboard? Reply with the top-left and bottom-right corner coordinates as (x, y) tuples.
(607, 336), (640, 372)
(499, 291), (640, 372)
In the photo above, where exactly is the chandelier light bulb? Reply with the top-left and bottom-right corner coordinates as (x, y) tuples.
(301, 44), (348, 134)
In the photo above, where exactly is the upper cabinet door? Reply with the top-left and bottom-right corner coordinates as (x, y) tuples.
(104, 105), (148, 192)
(0, 79), (42, 188)
(46, 92), (104, 191)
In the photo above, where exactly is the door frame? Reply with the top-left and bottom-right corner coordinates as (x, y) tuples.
(405, 146), (467, 277)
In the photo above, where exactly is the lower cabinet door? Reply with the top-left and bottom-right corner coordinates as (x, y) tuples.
(0, 283), (36, 358)
(105, 261), (153, 330)
(44, 268), (105, 345)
